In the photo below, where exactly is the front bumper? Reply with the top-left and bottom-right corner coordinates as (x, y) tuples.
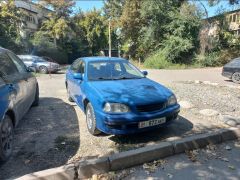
(96, 104), (180, 135)
(222, 71), (232, 79)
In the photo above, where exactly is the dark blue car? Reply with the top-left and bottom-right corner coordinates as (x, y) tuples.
(0, 48), (39, 161)
(66, 57), (180, 135)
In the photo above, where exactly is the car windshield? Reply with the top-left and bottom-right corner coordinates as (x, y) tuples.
(227, 58), (240, 66)
(35, 57), (47, 62)
(88, 61), (145, 81)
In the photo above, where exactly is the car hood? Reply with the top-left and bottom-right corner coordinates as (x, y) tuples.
(88, 78), (173, 105)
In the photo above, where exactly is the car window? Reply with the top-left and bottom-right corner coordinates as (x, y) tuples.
(21, 57), (32, 62)
(71, 59), (82, 73)
(123, 63), (142, 77)
(228, 59), (240, 66)
(7, 52), (27, 74)
(88, 61), (144, 80)
(0, 52), (19, 77)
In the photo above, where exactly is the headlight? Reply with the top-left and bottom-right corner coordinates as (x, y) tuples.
(167, 95), (177, 106)
(103, 103), (129, 113)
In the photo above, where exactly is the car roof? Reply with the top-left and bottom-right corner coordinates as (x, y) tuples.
(18, 55), (40, 58)
(80, 56), (128, 62)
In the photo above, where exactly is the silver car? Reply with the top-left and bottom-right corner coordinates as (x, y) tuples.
(18, 55), (61, 74)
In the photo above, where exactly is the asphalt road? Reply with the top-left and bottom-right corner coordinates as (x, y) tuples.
(146, 67), (237, 86)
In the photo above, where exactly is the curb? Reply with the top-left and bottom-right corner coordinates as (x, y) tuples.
(16, 127), (240, 180)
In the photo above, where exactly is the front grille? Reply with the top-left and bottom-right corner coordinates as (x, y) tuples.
(136, 102), (166, 112)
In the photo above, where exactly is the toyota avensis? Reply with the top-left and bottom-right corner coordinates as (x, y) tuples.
(66, 57), (180, 135)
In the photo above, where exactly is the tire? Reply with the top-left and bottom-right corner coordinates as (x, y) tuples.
(232, 72), (240, 84)
(66, 85), (74, 102)
(32, 84), (39, 107)
(39, 66), (48, 74)
(86, 103), (101, 135)
(0, 115), (14, 162)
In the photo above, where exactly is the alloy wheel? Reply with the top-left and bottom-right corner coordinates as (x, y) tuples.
(232, 72), (240, 84)
(1, 118), (13, 158)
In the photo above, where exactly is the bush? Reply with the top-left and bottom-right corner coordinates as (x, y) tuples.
(194, 51), (221, 67)
(144, 49), (172, 69)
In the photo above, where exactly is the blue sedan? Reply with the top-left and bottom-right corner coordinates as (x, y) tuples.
(0, 47), (39, 161)
(66, 57), (180, 135)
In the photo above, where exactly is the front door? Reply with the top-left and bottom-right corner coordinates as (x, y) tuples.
(68, 59), (85, 109)
(7, 52), (36, 110)
(0, 52), (27, 123)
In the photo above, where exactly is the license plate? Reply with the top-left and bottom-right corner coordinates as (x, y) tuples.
(138, 117), (166, 129)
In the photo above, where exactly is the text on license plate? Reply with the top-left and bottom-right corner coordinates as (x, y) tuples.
(138, 117), (166, 128)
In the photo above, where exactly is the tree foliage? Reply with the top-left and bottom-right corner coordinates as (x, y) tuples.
(0, 0), (25, 52)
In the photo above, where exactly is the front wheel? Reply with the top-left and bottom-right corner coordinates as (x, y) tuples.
(0, 115), (14, 162)
(232, 72), (240, 84)
(86, 103), (101, 135)
(39, 66), (48, 74)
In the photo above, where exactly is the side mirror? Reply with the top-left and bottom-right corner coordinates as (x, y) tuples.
(73, 73), (82, 80)
(142, 71), (148, 76)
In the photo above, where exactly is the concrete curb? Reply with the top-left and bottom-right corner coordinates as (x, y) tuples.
(16, 128), (240, 180)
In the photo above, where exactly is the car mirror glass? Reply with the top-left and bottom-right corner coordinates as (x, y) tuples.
(73, 73), (82, 80)
(142, 71), (148, 76)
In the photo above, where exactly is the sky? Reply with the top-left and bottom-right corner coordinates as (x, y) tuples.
(74, 0), (240, 18)
(74, 0), (104, 12)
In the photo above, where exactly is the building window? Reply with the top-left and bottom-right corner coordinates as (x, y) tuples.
(229, 15), (232, 22)
(233, 14), (236, 22)
(26, 16), (36, 24)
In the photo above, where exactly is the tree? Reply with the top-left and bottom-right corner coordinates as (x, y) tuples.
(77, 9), (108, 55)
(0, 0), (25, 52)
(39, 0), (75, 46)
(120, 0), (143, 58)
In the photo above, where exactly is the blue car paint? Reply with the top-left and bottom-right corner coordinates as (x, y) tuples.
(66, 57), (180, 135)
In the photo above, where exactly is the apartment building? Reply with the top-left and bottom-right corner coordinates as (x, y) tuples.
(14, 0), (51, 38)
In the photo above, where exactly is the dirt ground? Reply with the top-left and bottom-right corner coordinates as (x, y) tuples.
(0, 68), (238, 179)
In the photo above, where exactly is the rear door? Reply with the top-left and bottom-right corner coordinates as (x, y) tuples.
(0, 52), (27, 124)
(7, 52), (36, 110)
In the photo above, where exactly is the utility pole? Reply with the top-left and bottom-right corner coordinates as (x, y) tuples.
(108, 19), (111, 57)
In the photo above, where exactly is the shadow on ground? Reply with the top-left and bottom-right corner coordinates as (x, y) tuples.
(108, 116), (193, 152)
(0, 97), (79, 180)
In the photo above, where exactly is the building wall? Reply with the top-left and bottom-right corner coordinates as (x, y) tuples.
(14, 0), (51, 38)
(200, 10), (240, 38)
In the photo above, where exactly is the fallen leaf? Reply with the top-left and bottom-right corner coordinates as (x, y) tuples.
(228, 165), (235, 170)
(92, 174), (98, 180)
(225, 145), (231, 151)
(167, 173), (173, 179)
(185, 150), (197, 162)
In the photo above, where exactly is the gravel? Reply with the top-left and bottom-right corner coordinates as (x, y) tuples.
(1, 72), (239, 179)
(168, 82), (240, 118)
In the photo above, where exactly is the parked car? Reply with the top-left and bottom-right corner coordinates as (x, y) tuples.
(0, 48), (39, 161)
(66, 57), (180, 135)
(18, 55), (61, 74)
(222, 58), (240, 83)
